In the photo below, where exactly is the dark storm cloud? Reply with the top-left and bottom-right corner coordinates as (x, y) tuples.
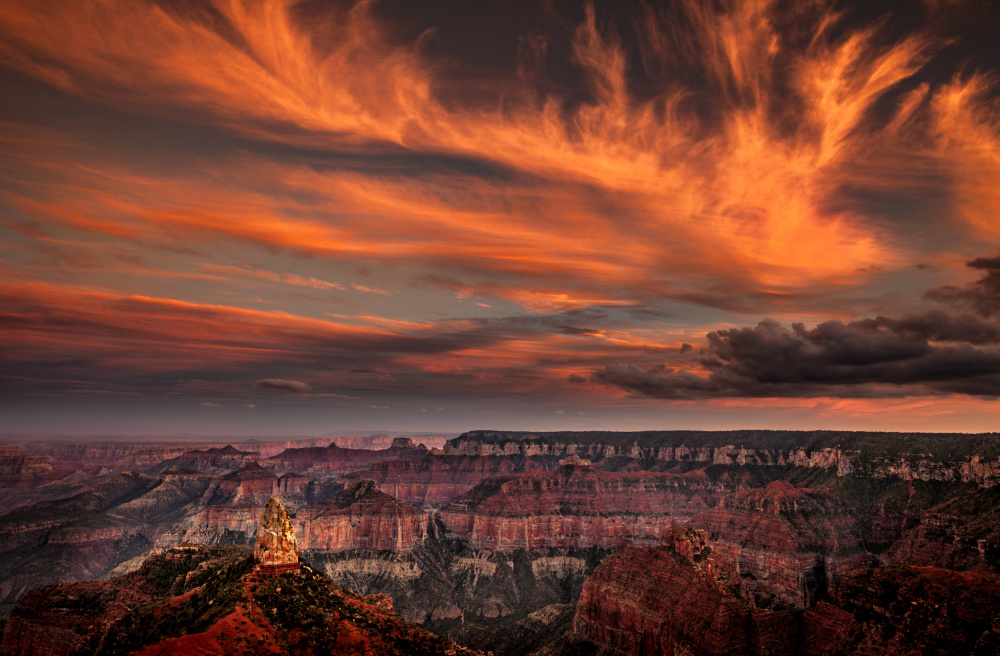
(595, 317), (1000, 399)
(591, 257), (1000, 399)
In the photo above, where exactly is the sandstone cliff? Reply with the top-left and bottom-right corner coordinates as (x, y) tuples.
(146, 445), (261, 476)
(573, 528), (800, 656)
(298, 479), (428, 552)
(571, 531), (1000, 656)
(437, 465), (723, 551)
(448, 430), (1000, 486)
(263, 442), (429, 477)
(347, 454), (559, 508)
(688, 480), (869, 608)
(254, 497), (299, 566)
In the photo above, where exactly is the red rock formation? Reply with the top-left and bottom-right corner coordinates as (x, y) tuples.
(255, 497), (299, 566)
(448, 430), (1000, 486)
(825, 566), (1000, 655)
(437, 465), (723, 551)
(0, 544), (477, 656)
(573, 529), (800, 656)
(263, 443), (428, 478)
(163, 504), (264, 547)
(688, 480), (867, 608)
(297, 480), (428, 552)
(887, 485), (1000, 572)
(217, 462), (283, 505)
(148, 445), (261, 476)
(348, 454), (559, 507)
(0, 577), (154, 656)
(327, 435), (450, 450)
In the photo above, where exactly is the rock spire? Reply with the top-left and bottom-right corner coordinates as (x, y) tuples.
(254, 496), (299, 566)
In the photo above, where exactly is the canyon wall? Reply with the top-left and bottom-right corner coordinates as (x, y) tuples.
(688, 480), (871, 608)
(574, 528), (801, 656)
(447, 430), (1000, 486)
(437, 465), (725, 551)
(572, 528), (1000, 655)
(298, 479), (428, 553)
(347, 454), (559, 508)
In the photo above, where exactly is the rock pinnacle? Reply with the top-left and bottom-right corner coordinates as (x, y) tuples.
(254, 496), (299, 566)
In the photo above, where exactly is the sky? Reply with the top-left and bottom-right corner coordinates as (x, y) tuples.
(1, 0), (1000, 436)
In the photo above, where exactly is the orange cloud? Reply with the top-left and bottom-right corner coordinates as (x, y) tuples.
(4, 0), (993, 302)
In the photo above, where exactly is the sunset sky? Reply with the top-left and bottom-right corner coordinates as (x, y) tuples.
(2, 0), (1000, 436)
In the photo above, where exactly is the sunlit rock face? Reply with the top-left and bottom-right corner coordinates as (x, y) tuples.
(254, 496), (299, 566)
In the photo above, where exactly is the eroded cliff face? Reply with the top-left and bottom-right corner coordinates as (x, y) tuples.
(164, 480), (429, 554)
(573, 528), (800, 656)
(212, 462), (310, 506)
(447, 430), (1000, 486)
(263, 443), (429, 477)
(824, 566), (1000, 655)
(688, 480), (869, 608)
(437, 465), (724, 551)
(297, 479), (428, 553)
(571, 531), (1000, 656)
(254, 497), (299, 566)
(306, 540), (605, 629)
(347, 454), (559, 508)
(147, 445), (261, 476)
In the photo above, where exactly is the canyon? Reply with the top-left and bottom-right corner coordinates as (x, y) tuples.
(2, 429), (999, 655)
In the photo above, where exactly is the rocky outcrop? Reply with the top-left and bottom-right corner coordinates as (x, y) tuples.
(327, 434), (451, 450)
(347, 454), (559, 508)
(825, 566), (1000, 655)
(254, 497), (299, 566)
(688, 481), (868, 608)
(887, 485), (1000, 572)
(0, 544), (478, 656)
(297, 480), (428, 553)
(573, 528), (800, 656)
(437, 465), (723, 551)
(571, 533), (1000, 656)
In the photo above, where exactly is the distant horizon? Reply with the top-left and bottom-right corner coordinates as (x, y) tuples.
(4, 424), (1000, 444)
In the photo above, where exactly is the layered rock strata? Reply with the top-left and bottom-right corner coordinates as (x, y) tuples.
(297, 479), (428, 552)
(447, 430), (1000, 486)
(437, 465), (722, 551)
(254, 497), (299, 566)
(213, 462), (308, 506)
(688, 480), (868, 608)
(572, 531), (1000, 655)
(263, 442), (429, 477)
(347, 454), (559, 508)
(146, 445), (261, 476)
(573, 528), (800, 656)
